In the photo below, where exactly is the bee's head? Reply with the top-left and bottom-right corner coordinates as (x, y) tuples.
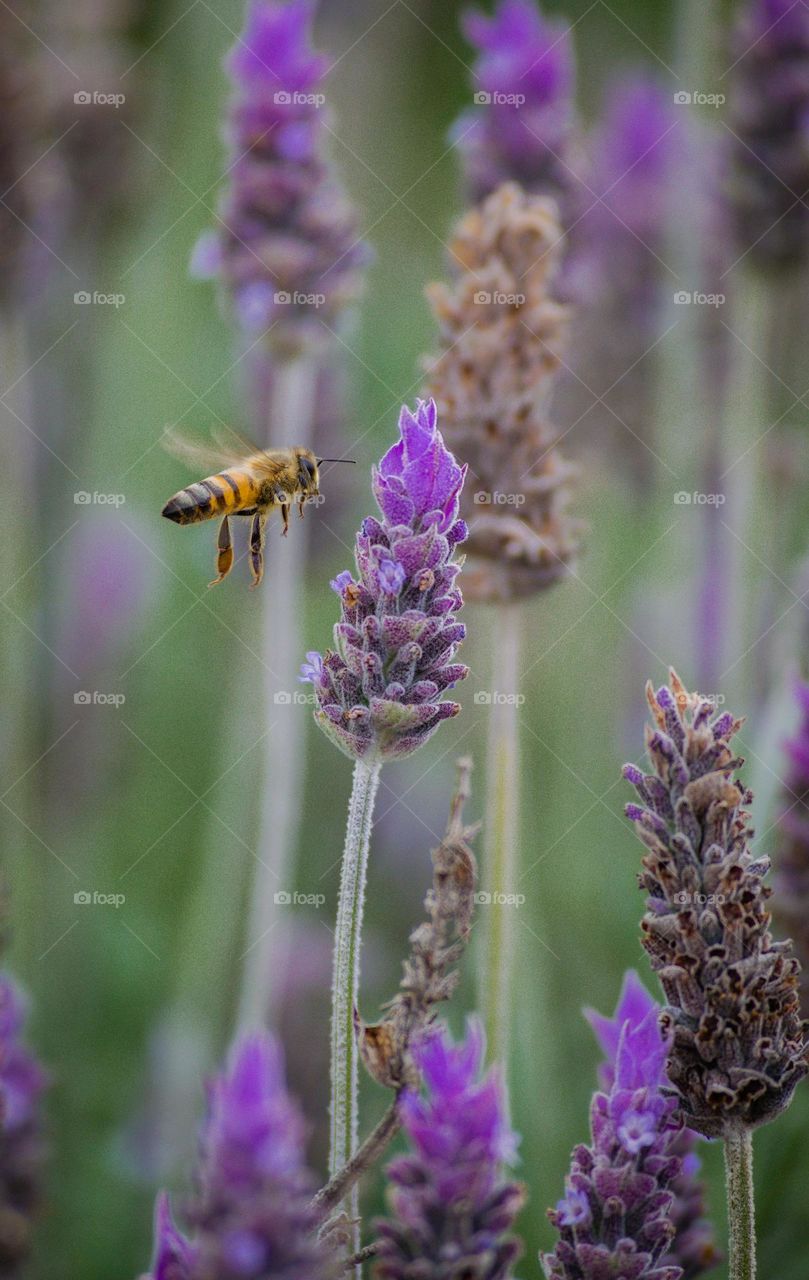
(295, 448), (320, 495)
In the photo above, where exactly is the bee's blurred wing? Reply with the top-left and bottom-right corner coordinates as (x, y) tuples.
(161, 426), (251, 471)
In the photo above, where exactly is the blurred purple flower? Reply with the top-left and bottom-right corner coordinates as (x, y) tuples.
(774, 677), (809, 1016)
(542, 994), (683, 1280)
(374, 1019), (524, 1279)
(0, 974), (48, 1275)
(191, 0), (369, 354)
(727, 0), (809, 268)
(301, 399), (468, 761)
(454, 0), (580, 222)
(585, 972), (721, 1279)
(142, 1032), (334, 1280)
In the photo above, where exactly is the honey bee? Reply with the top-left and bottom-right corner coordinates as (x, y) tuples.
(161, 427), (353, 588)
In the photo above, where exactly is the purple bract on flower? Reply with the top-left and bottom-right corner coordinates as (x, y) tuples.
(0, 974), (48, 1275)
(727, 0), (809, 268)
(142, 1032), (334, 1280)
(300, 399), (468, 761)
(454, 0), (579, 222)
(190, 0), (368, 354)
(374, 1019), (524, 1279)
(585, 971), (720, 1279)
(625, 671), (808, 1138)
(774, 677), (809, 1017)
(542, 984), (686, 1280)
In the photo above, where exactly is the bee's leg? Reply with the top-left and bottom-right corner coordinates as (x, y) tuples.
(297, 498), (306, 519)
(279, 502), (290, 537)
(249, 512), (265, 588)
(208, 516), (234, 588)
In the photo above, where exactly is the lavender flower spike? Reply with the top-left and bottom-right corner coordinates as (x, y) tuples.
(585, 972), (720, 1280)
(0, 974), (48, 1276)
(626, 670), (808, 1138)
(191, 0), (368, 354)
(727, 0), (809, 270)
(374, 1019), (524, 1279)
(774, 677), (809, 1016)
(142, 1032), (335, 1280)
(454, 0), (579, 222)
(542, 994), (684, 1280)
(302, 399), (468, 761)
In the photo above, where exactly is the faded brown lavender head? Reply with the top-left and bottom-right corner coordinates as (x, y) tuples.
(625, 670), (809, 1139)
(355, 757), (478, 1093)
(424, 182), (581, 604)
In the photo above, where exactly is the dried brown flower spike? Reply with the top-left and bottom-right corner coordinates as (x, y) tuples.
(355, 756), (478, 1091)
(625, 670), (809, 1138)
(424, 182), (582, 603)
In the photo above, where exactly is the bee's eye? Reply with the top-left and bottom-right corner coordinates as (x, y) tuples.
(301, 456), (316, 477)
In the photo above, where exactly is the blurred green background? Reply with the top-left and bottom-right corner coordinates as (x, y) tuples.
(3, 0), (809, 1277)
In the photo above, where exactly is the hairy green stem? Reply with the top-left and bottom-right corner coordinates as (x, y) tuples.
(724, 1127), (756, 1280)
(480, 604), (521, 1069)
(238, 355), (317, 1030)
(330, 756), (382, 1270)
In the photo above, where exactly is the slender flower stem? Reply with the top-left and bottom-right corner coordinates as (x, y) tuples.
(480, 603), (521, 1069)
(238, 355), (318, 1031)
(724, 1127), (756, 1280)
(330, 756), (382, 1266)
(313, 1096), (401, 1217)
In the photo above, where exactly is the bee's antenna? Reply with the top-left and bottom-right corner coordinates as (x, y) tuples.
(317, 457), (356, 465)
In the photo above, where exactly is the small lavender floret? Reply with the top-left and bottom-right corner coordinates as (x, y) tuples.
(301, 399), (468, 761)
(542, 994), (683, 1280)
(191, 0), (368, 354)
(626, 670), (809, 1138)
(0, 974), (48, 1276)
(373, 1019), (524, 1279)
(142, 1032), (334, 1280)
(585, 971), (721, 1279)
(454, 0), (579, 223)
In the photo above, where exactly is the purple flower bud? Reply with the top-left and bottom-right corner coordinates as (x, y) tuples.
(584, 971), (721, 1278)
(141, 1032), (334, 1280)
(191, 0), (369, 355)
(329, 570), (353, 596)
(374, 1019), (524, 1278)
(299, 650), (324, 684)
(454, 0), (580, 224)
(305, 400), (468, 762)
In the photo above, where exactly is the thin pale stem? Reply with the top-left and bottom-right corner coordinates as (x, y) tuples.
(480, 604), (521, 1069)
(238, 355), (318, 1030)
(330, 756), (382, 1270)
(313, 1096), (401, 1217)
(724, 1127), (756, 1280)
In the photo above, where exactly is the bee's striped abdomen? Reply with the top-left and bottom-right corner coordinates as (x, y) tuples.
(162, 469), (259, 525)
